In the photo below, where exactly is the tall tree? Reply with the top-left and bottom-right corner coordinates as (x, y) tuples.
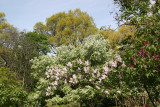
(34, 8), (98, 52)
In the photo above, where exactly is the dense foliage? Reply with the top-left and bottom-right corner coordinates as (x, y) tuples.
(0, 0), (160, 106)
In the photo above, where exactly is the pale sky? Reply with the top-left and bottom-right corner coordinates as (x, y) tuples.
(0, 0), (118, 32)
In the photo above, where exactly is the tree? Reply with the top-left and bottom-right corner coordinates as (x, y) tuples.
(34, 8), (98, 51)
(0, 67), (28, 107)
(100, 25), (136, 49)
(114, 0), (160, 106)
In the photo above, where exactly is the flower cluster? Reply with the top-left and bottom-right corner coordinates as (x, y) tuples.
(45, 55), (125, 96)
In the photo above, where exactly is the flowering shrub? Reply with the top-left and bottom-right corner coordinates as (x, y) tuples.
(30, 35), (126, 106)
(122, 40), (160, 106)
(45, 55), (125, 106)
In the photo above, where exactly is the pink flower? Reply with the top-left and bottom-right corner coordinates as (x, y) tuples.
(109, 60), (117, 68)
(73, 74), (77, 79)
(117, 90), (121, 94)
(101, 75), (107, 79)
(97, 71), (100, 77)
(154, 53), (159, 59)
(47, 75), (50, 78)
(54, 81), (58, 85)
(131, 56), (136, 62)
(92, 69), (97, 73)
(46, 92), (49, 96)
(105, 91), (109, 95)
(121, 61), (126, 67)
(77, 59), (83, 64)
(144, 61), (147, 65)
(99, 78), (102, 83)
(92, 73), (95, 77)
(129, 63), (133, 68)
(76, 67), (81, 72)
(141, 49), (144, 57)
(116, 55), (122, 62)
(64, 79), (67, 84)
(53, 86), (56, 90)
(84, 67), (89, 73)
(103, 66), (109, 72)
(96, 86), (100, 90)
(51, 83), (54, 86)
(47, 87), (51, 92)
(63, 67), (67, 72)
(137, 50), (141, 56)
(145, 52), (149, 57)
(67, 62), (72, 67)
(85, 60), (89, 66)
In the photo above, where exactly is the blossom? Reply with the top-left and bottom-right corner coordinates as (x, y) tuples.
(131, 56), (136, 62)
(54, 81), (58, 85)
(85, 60), (89, 66)
(121, 61), (126, 67)
(141, 49), (144, 57)
(116, 55), (122, 62)
(104, 91), (109, 95)
(129, 63), (133, 68)
(99, 78), (102, 83)
(51, 83), (54, 86)
(101, 75), (107, 80)
(92, 73), (95, 77)
(77, 59), (83, 64)
(117, 90), (121, 94)
(47, 75), (50, 78)
(137, 50), (141, 56)
(72, 74), (77, 79)
(46, 92), (49, 96)
(144, 61), (147, 65)
(97, 71), (100, 77)
(76, 67), (81, 72)
(109, 60), (117, 68)
(92, 69), (97, 73)
(63, 67), (67, 72)
(47, 87), (51, 92)
(96, 86), (100, 90)
(145, 52), (149, 57)
(103, 66), (109, 72)
(84, 67), (89, 73)
(154, 53), (159, 59)
(64, 79), (67, 84)
(67, 62), (72, 67)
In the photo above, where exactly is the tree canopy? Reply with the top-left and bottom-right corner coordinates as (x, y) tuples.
(34, 8), (98, 49)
